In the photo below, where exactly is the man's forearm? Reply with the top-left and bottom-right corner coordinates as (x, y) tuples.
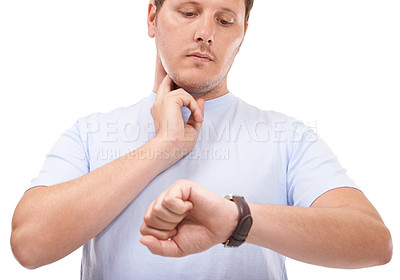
(247, 198), (392, 268)
(11, 137), (178, 269)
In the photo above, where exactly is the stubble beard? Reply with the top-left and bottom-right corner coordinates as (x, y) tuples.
(170, 69), (227, 96)
(164, 54), (236, 99)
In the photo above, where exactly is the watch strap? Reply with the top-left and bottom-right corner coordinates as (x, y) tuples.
(223, 195), (253, 247)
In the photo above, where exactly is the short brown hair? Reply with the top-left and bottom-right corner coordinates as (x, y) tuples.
(154, 0), (254, 24)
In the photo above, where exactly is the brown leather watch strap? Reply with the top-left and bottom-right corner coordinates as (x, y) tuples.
(223, 195), (253, 248)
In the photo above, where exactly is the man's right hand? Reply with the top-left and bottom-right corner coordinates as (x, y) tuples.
(151, 75), (205, 161)
(11, 75), (206, 269)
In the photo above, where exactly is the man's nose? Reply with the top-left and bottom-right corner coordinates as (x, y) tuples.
(194, 15), (215, 45)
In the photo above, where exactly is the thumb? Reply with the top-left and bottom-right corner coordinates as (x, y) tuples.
(157, 75), (173, 96)
(187, 98), (205, 131)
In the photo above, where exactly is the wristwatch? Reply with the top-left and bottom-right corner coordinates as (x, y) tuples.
(223, 194), (253, 248)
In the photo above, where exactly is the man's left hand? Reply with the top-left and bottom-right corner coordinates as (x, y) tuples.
(140, 179), (238, 257)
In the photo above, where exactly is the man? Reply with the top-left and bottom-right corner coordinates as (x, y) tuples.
(11, 0), (392, 279)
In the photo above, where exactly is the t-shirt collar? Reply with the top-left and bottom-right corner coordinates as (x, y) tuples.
(150, 91), (235, 113)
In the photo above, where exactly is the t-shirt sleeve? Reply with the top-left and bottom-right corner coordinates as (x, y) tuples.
(286, 122), (359, 207)
(29, 121), (89, 189)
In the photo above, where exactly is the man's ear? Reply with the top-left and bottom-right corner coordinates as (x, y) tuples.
(147, 0), (157, 38)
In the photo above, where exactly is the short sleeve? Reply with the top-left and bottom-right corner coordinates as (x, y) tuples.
(286, 122), (359, 207)
(29, 121), (89, 189)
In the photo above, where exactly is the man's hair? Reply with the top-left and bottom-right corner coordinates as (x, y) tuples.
(154, 0), (254, 24)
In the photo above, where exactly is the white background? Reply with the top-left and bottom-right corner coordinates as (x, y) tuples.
(1, 0), (399, 279)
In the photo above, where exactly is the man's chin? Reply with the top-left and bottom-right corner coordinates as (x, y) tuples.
(181, 86), (210, 96)
(172, 79), (217, 96)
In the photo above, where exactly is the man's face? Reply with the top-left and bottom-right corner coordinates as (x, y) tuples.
(148, 0), (247, 95)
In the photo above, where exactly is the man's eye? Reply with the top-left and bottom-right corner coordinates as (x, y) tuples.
(182, 12), (196, 17)
(219, 19), (232, 26)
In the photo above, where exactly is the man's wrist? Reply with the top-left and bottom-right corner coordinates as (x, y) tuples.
(148, 136), (186, 165)
(225, 197), (239, 240)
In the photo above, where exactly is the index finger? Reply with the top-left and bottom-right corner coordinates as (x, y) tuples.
(157, 75), (173, 96)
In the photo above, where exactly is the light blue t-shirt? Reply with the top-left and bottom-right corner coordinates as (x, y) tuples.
(30, 92), (357, 279)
